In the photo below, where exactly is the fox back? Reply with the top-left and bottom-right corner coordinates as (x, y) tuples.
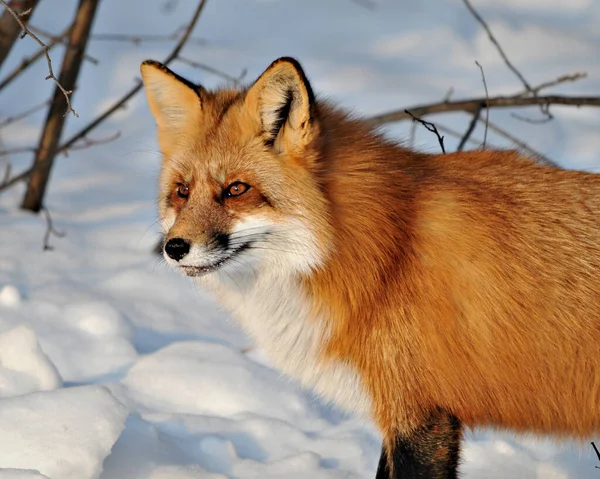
(141, 57), (600, 477)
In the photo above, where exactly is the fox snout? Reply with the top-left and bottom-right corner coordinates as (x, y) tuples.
(162, 230), (253, 278)
(164, 234), (230, 262)
(164, 237), (190, 261)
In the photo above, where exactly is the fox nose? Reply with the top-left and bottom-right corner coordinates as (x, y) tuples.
(164, 237), (190, 261)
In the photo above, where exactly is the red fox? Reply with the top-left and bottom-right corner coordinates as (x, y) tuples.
(141, 57), (600, 478)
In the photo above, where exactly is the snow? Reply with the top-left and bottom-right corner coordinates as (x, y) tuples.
(0, 325), (62, 397)
(0, 0), (599, 477)
(0, 386), (127, 479)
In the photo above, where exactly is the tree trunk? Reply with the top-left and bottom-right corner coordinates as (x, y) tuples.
(20, 0), (99, 212)
(0, 0), (40, 70)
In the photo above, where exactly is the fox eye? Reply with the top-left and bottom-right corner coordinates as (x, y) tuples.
(224, 182), (250, 198)
(176, 184), (189, 199)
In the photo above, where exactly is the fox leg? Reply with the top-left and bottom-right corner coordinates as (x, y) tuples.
(375, 408), (462, 479)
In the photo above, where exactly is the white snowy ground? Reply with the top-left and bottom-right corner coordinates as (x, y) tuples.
(1, 0), (600, 478)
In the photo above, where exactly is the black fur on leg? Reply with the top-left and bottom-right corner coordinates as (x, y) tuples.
(375, 408), (462, 479)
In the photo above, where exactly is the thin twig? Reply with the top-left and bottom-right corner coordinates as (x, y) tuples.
(0, 0), (39, 70)
(57, 0), (209, 154)
(591, 442), (600, 469)
(510, 111), (553, 124)
(0, 166), (31, 192)
(0, 0), (78, 117)
(405, 109), (445, 154)
(0, 131), (121, 157)
(29, 24), (99, 65)
(2, 162), (11, 184)
(476, 117), (558, 166)
(435, 122), (494, 149)
(41, 206), (65, 250)
(409, 120), (417, 149)
(443, 87), (454, 103)
(90, 32), (206, 46)
(523, 72), (588, 97)
(0, 26), (70, 92)
(457, 105), (481, 151)
(461, 0), (531, 93)
(177, 56), (246, 85)
(0, 0), (210, 195)
(0, 99), (52, 129)
(475, 61), (490, 148)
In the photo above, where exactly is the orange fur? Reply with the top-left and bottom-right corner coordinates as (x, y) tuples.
(141, 57), (600, 459)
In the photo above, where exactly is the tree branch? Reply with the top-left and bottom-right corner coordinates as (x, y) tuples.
(177, 56), (246, 85)
(366, 94), (600, 126)
(29, 24), (99, 65)
(0, 27), (69, 93)
(475, 117), (558, 167)
(475, 61), (490, 148)
(457, 105), (481, 151)
(21, 0), (101, 212)
(461, 0), (531, 93)
(1, 0), (210, 197)
(41, 206), (65, 250)
(57, 0), (209, 154)
(0, 0), (40, 69)
(0, 0), (77, 117)
(405, 110), (446, 154)
(90, 31), (206, 46)
(0, 98), (51, 129)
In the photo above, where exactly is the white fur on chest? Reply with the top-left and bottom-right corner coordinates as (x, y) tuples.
(203, 271), (372, 418)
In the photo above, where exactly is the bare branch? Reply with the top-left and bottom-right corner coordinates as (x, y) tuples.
(0, 0), (39, 69)
(475, 117), (558, 167)
(405, 109), (446, 154)
(41, 206), (65, 251)
(475, 61), (490, 148)
(57, 0), (209, 154)
(525, 72), (587, 97)
(0, 0), (78, 117)
(28, 24), (99, 65)
(0, 165), (32, 192)
(177, 56), (246, 85)
(443, 87), (454, 103)
(0, 132), (120, 195)
(0, 99), (51, 129)
(590, 442), (600, 469)
(2, 161), (11, 184)
(457, 105), (481, 151)
(367, 94), (600, 126)
(435, 122), (493, 149)
(90, 32), (206, 46)
(1, 0), (210, 196)
(0, 27), (70, 92)
(0, 131), (121, 158)
(21, 0), (101, 212)
(461, 0), (531, 93)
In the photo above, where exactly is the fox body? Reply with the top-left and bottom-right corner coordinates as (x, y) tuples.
(141, 57), (600, 478)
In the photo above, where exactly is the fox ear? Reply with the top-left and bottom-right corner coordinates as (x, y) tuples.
(245, 57), (318, 152)
(140, 60), (204, 153)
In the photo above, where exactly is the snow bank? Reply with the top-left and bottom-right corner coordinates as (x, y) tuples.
(0, 325), (62, 398)
(0, 386), (128, 479)
(122, 341), (321, 426)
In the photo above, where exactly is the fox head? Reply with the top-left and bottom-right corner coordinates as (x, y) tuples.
(141, 58), (332, 281)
